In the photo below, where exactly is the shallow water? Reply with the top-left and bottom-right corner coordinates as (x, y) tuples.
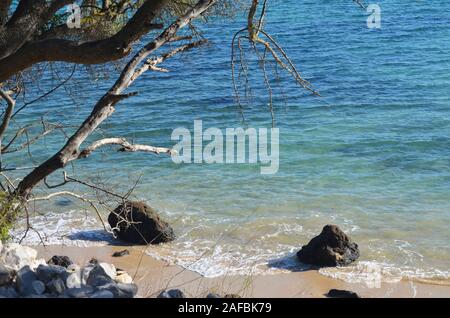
(8, 1), (450, 284)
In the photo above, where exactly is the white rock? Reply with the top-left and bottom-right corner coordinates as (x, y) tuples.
(115, 272), (132, 284)
(67, 264), (80, 273)
(80, 265), (94, 285)
(0, 244), (39, 271)
(30, 258), (47, 270)
(66, 272), (82, 289)
(99, 262), (116, 280)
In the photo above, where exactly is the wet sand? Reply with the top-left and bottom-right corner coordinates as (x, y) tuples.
(32, 245), (450, 298)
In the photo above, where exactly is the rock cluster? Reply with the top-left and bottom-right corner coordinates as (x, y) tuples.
(0, 244), (137, 298)
(296, 225), (360, 267)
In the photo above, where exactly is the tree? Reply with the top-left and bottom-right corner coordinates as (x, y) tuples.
(0, 0), (364, 238)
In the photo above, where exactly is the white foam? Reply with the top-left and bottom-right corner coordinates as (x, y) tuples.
(319, 261), (450, 286)
(10, 211), (450, 285)
(10, 210), (114, 247)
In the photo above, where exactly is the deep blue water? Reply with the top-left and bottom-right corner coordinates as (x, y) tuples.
(8, 1), (450, 281)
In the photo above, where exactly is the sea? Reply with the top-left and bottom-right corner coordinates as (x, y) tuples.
(7, 0), (450, 286)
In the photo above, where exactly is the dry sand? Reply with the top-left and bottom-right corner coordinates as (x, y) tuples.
(32, 245), (450, 298)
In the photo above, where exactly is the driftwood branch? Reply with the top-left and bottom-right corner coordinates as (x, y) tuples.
(78, 138), (175, 158)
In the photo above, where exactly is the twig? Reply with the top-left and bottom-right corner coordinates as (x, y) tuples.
(28, 190), (109, 232)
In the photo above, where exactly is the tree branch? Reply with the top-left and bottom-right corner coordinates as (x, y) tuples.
(0, 89), (15, 140)
(0, 0), (169, 82)
(0, 0), (13, 25)
(131, 39), (208, 81)
(28, 190), (109, 232)
(0, 0), (73, 61)
(15, 0), (215, 198)
(78, 137), (175, 158)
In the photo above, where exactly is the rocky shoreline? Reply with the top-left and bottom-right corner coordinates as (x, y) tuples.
(0, 242), (137, 298)
(2, 202), (449, 298)
(1, 216), (365, 298)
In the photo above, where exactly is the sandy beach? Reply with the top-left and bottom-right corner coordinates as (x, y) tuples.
(31, 245), (450, 298)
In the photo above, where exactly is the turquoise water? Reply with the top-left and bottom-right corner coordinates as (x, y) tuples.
(8, 1), (450, 283)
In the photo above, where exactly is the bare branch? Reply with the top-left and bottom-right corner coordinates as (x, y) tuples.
(1, 123), (63, 154)
(78, 137), (175, 158)
(131, 39), (208, 81)
(28, 190), (109, 232)
(11, 65), (76, 119)
(0, 89), (15, 140)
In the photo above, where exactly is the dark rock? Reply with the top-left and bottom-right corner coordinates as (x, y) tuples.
(97, 282), (138, 298)
(47, 255), (73, 268)
(116, 283), (138, 298)
(224, 294), (242, 298)
(108, 201), (175, 245)
(206, 293), (221, 298)
(296, 224), (359, 267)
(26, 293), (48, 298)
(15, 266), (44, 296)
(90, 290), (114, 298)
(0, 265), (16, 286)
(64, 286), (95, 298)
(86, 265), (114, 287)
(89, 258), (99, 265)
(36, 264), (67, 284)
(112, 249), (130, 257)
(31, 281), (46, 295)
(157, 289), (185, 298)
(0, 286), (18, 297)
(326, 289), (360, 298)
(46, 278), (66, 295)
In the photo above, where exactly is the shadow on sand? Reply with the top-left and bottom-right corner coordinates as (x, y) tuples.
(67, 230), (132, 247)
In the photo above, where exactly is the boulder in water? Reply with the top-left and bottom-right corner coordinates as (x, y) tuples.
(296, 225), (359, 267)
(108, 201), (175, 245)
